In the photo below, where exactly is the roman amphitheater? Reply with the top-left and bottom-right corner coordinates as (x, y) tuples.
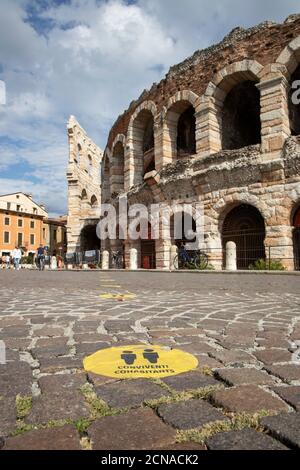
(67, 14), (300, 271)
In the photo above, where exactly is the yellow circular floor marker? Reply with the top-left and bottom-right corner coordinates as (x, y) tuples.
(83, 344), (198, 379)
(100, 293), (136, 300)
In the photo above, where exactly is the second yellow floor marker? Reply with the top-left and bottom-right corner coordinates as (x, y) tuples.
(100, 293), (136, 300)
(83, 344), (198, 379)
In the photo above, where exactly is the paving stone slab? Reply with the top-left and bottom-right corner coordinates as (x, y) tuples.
(265, 364), (300, 383)
(0, 362), (33, 397)
(35, 337), (68, 348)
(3, 425), (81, 450)
(104, 321), (134, 333)
(162, 371), (220, 392)
(74, 333), (113, 343)
(26, 391), (89, 425)
(272, 386), (300, 411)
(215, 368), (274, 386)
(179, 342), (218, 355)
(39, 357), (83, 373)
(31, 345), (70, 359)
(206, 428), (288, 450)
(255, 349), (292, 365)
(210, 350), (257, 366)
(0, 398), (16, 437)
(212, 385), (289, 413)
(88, 408), (176, 450)
(38, 373), (87, 393)
(1, 326), (31, 338)
(75, 342), (110, 355)
(261, 413), (300, 449)
(95, 379), (169, 408)
(157, 399), (228, 430)
(34, 326), (65, 337)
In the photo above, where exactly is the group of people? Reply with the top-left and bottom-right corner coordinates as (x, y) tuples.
(1, 245), (47, 271)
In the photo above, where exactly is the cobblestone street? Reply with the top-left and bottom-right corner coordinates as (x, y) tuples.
(0, 271), (300, 450)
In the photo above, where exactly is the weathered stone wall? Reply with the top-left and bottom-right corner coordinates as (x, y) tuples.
(66, 116), (103, 253)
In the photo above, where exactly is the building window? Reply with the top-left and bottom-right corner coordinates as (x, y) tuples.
(6, 202), (11, 210)
(33, 208), (37, 214)
(4, 232), (10, 244)
(17, 233), (23, 246)
(30, 234), (35, 245)
(4, 217), (10, 226)
(16, 205), (21, 212)
(30, 220), (35, 229)
(43, 228), (46, 239)
(18, 219), (23, 228)
(53, 229), (57, 242)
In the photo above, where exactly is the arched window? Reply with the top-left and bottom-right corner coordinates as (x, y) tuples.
(88, 155), (93, 176)
(91, 195), (98, 208)
(81, 189), (88, 200)
(102, 157), (111, 203)
(131, 109), (155, 184)
(222, 81), (261, 150)
(76, 144), (82, 165)
(177, 106), (196, 156)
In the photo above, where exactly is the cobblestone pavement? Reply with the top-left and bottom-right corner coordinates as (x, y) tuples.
(0, 270), (300, 450)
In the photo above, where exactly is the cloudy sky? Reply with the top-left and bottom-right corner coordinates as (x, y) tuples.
(0, 0), (299, 215)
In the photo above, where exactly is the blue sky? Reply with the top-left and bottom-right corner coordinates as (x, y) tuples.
(0, 0), (299, 216)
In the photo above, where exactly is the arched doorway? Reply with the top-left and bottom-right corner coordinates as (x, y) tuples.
(140, 223), (156, 269)
(293, 206), (300, 270)
(171, 212), (197, 248)
(80, 225), (100, 252)
(177, 105), (196, 157)
(222, 81), (261, 150)
(222, 204), (266, 269)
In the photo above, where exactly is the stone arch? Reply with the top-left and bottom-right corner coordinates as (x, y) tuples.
(161, 90), (200, 164)
(204, 60), (263, 151)
(220, 203), (266, 269)
(81, 189), (88, 201)
(127, 101), (157, 186)
(276, 36), (300, 76)
(275, 37), (300, 137)
(111, 134), (126, 195)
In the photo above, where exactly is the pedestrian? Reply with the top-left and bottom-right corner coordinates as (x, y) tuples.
(12, 246), (22, 271)
(36, 245), (46, 271)
(5, 254), (10, 269)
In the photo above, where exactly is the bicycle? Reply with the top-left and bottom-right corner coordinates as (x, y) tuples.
(111, 251), (124, 269)
(174, 247), (209, 270)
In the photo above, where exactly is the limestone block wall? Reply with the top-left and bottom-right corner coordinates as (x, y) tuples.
(66, 116), (103, 253)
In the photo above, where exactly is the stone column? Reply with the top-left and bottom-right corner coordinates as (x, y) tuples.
(51, 256), (57, 270)
(226, 241), (237, 271)
(196, 96), (222, 157)
(130, 248), (138, 270)
(257, 73), (290, 161)
(102, 250), (110, 270)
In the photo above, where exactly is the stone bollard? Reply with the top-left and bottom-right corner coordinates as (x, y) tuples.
(226, 241), (237, 271)
(51, 256), (57, 270)
(130, 248), (138, 270)
(83, 264), (89, 270)
(0, 340), (6, 365)
(170, 245), (178, 271)
(102, 250), (109, 270)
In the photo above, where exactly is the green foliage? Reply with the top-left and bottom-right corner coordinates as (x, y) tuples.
(249, 258), (286, 271)
(16, 395), (32, 419)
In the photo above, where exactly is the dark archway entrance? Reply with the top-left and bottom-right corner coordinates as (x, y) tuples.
(177, 105), (196, 157)
(222, 81), (261, 150)
(222, 204), (266, 269)
(293, 206), (300, 270)
(80, 225), (100, 252)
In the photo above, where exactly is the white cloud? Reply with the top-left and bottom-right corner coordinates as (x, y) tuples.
(0, 0), (299, 215)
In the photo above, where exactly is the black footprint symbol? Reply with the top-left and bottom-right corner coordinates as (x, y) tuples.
(143, 349), (159, 364)
(121, 351), (137, 365)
